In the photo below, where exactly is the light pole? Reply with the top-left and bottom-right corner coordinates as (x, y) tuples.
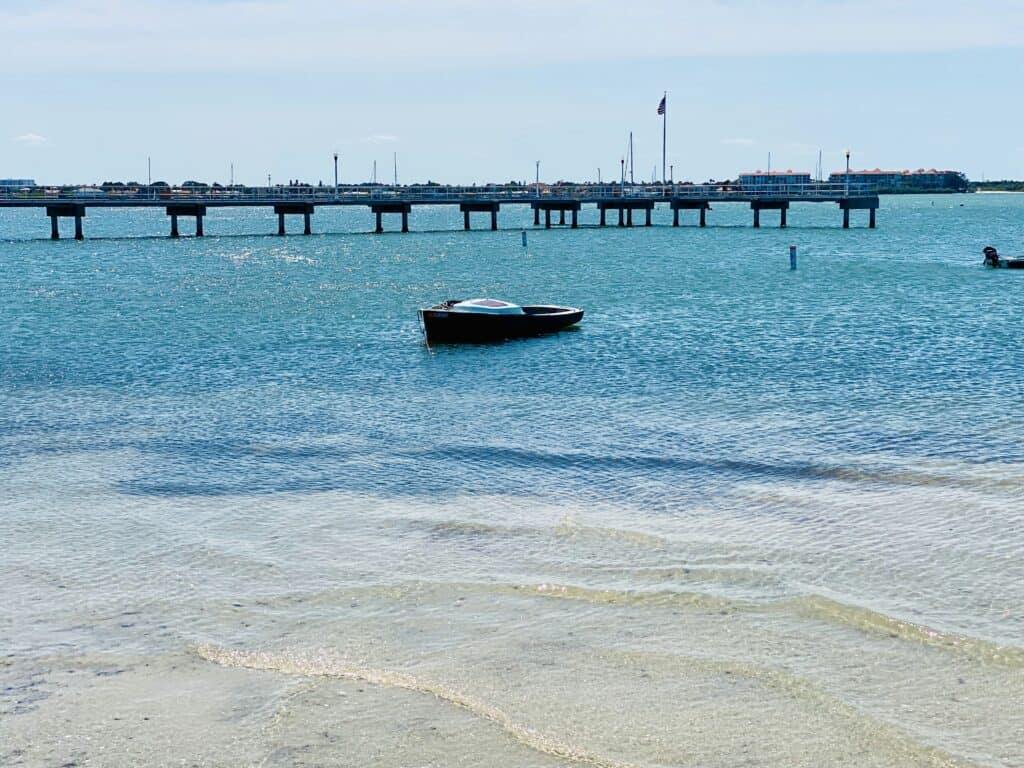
(535, 160), (540, 197)
(844, 149), (851, 197)
(620, 157), (625, 189)
(333, 153), (339, 197)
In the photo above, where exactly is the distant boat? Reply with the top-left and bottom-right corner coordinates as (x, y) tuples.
(418, 298), (584, 344)
(983, 246), (1024, 269)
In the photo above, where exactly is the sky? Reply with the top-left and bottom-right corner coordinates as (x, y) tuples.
(4, 0), (1024, 185)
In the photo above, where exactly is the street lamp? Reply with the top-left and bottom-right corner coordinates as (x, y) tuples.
(844, 149), (851, 197)
(333, 152), (339, 198)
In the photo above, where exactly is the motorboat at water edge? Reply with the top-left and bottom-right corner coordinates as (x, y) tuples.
(418, 298), (584, 344)
(983, 246), (1024, 269)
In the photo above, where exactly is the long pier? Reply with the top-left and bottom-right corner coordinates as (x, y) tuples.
(0, 182), (879, 239)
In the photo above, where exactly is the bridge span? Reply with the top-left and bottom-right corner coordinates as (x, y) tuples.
(0, 182), (879, 239)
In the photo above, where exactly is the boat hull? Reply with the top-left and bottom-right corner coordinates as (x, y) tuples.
(986, 259), (1024, 269)
(419, 305), (584, 344)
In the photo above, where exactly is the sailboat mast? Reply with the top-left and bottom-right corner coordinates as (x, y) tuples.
(622, 132), (630, 186)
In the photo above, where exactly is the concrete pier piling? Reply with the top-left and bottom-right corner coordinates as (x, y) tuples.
(598, 200), (652, 229)
(670, 199), (710, 227)
(459, 202), (500, 231)
(751, 200), (788, 228)
(839, 197), (879, 229)
(531, 201), (580, 230)
(273, 203), (315, 235)
(45, 204), (87, 240)
(370, 202), (411, 233)
(166, 204), (207, 238)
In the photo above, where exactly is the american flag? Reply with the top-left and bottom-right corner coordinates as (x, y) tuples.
(657, 95), (666, 115)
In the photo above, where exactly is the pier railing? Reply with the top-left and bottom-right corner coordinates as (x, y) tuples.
(0, 181), (876, 204)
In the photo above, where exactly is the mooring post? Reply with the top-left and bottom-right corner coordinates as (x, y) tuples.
(673, 208), (679, 227)
(195, 214), (204, 237)
(490, 208), (498, 231)
(780, 207), (787, 228)
(645, 207), (652, 227)
(753, 208), (760, 228)
(600, 208), (606, 226)
(170, 214), (179, 239)
(521, 229), (527, 247)
(790, 245), (797, 271)
(401, 210), (409, 233)
(303, 212), (311, 235)
(843, 208), (850, 229)
(278, 212), (286, 236)
(571, 209), (578, 228)
(869, 208), (876, 228)
(699, 207), (706, 227)
(534, 208), (540, 226)
(545, 209), (551, 229)
(50, 215), (60, 240)
(375, 211), (383, 233)
(464, 210), (470, 230)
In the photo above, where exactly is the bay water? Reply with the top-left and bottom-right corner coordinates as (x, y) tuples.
(2, 195), (1022, 767)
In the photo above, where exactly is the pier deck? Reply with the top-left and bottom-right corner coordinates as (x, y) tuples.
(0, 183), (879, 238)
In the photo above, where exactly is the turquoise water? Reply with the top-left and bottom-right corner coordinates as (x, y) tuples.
(2, 195), (1022, 767)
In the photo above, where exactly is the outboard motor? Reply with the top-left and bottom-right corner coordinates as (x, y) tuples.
(983, 246), (1000, 267)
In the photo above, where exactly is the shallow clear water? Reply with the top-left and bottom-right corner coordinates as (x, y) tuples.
(2, 195), (1022, 767)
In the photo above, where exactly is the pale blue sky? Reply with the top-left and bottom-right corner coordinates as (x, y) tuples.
(4, 0), (1024, 185)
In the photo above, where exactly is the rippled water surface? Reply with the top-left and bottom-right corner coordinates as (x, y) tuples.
(2, 195), (1022, 767)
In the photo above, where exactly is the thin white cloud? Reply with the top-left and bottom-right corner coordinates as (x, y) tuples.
(3, 1), (1024, 74)
(720, 138), (754, 146)
(361, 134), (399, 144)
(14, 132), (48, 146)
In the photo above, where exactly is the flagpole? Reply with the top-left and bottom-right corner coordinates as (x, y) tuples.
(661, 91), (667, 184)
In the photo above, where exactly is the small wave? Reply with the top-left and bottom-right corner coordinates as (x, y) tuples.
(611, 649), (977, 768)
(554, 516), (669, 549)
(508, 582), (736, 611)
(195, 645), (637, 768)
(789, 594), (1024, 668)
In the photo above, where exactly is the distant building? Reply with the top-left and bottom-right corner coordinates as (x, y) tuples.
(738, 171), (813, 192)
(828, 169), (967, 192)
(0, 178), (36, 187)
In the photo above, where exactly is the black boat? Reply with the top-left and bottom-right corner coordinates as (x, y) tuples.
(418, 298), (584, 344)
(983, 246), (1024, 269)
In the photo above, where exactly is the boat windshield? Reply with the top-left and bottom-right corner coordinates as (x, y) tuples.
(451, 298), (525, 315)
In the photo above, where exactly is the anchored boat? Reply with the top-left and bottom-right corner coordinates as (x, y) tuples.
(418, 298), (584, 344)
(983, 246), (1024, 269)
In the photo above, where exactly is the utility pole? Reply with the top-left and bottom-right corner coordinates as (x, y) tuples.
(845, 149), (851, 196)
(660, 91), (667, 184)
